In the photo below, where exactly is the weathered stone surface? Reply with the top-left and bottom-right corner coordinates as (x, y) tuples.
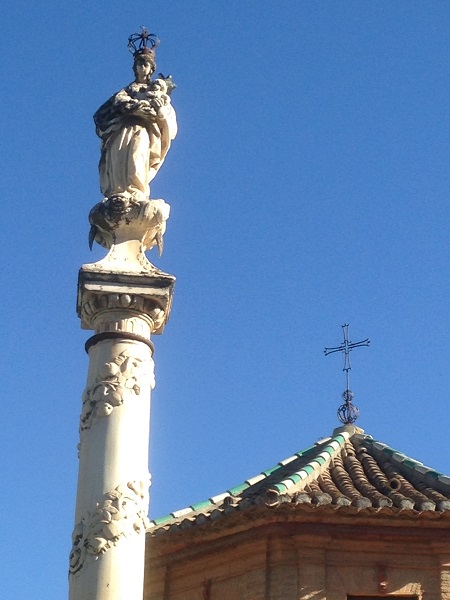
(71, 28), (177, 600)
(94, 54), (177, 203)
(77, 267), (175, 334)
(86, 195), (173, 285)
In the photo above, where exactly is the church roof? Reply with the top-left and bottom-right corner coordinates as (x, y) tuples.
(148, 425), (450, 536)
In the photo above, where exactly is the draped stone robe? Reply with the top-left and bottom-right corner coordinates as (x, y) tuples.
(94, 81), (177, 200)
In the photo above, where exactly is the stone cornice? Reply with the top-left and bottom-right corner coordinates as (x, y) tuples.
(78, 268), (175, 334)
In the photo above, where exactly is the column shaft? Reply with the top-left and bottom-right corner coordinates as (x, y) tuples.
(70, 314), (155, 600)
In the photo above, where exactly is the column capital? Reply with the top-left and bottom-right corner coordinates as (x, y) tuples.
(77, 267), (175, 334)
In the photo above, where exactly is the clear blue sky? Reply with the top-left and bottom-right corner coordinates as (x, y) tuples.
(2, 1), (450, 597)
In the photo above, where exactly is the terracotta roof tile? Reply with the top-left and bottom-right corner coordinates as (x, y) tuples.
(148, 426), (450, 535)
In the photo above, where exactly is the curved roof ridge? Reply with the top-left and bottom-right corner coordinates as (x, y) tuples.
(362, 436), (450, 489)
(149, 429), (357, 529)
(149, 443), (316, 527)
(268, 430), (351, 495)
(148, 429), (450, 534)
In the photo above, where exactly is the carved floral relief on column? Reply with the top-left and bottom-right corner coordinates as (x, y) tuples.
(69, 479), (150, 575)
(80, 350), (155, 431)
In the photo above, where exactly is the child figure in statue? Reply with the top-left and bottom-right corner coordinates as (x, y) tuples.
(94, 44), (177, 202)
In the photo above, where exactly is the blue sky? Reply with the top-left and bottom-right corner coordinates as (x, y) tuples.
(2, 1), (450, 597)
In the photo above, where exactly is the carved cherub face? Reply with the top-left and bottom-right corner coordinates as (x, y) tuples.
(152, 79), (167, 93)
(133, 56), (155, 84)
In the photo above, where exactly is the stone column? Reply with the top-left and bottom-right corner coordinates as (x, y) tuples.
(69, 196), (175, 600)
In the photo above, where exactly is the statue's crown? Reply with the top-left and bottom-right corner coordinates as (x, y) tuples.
(127, 26), (160, 58)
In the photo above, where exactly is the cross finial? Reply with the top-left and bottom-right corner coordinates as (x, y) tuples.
(324, 324), (370, 424)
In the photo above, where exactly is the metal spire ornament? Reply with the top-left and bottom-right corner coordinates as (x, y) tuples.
(324, 324), (370, 425)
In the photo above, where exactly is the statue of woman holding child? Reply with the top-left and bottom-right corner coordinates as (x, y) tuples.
(94, 28), (177, 202)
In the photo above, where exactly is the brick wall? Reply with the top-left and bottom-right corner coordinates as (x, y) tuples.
(144, 517), (450, 600)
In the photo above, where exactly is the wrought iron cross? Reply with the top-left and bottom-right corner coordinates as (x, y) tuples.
(324, 324), (370, 424)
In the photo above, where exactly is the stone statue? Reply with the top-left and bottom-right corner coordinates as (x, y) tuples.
(93, 29), (177, 203)
(87, 29), (177, 267)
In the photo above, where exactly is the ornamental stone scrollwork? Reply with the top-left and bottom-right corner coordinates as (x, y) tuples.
(69, 479), (150, 575)
(80, 351), (155, 431)
(80, 293), (166, 334)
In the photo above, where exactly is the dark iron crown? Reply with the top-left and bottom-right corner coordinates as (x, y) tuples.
(128, 26), (160, 56)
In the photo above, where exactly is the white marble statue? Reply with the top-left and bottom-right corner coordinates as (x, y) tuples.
(94, 49), (177, 202)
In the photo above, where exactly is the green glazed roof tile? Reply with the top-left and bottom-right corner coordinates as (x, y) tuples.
(149, 428), (450, 532)
(368, 437), (447, 481)
(403, 458), (422, 468)
(152, 514), (175, 526)
(320, 448), (334, 458)
(271, 482), (287, 494)
(262, 465), (281, 476)
(282, 479), (295, 490)
(372, 442), (387, 451)
(260, 445), (317, 479)
(382, 447), (395, 456)
(415, 465), (432, 474)
(392, 452), (407, 462)
(296, 444), (316, 455)
(227, 483), (249, 495)
(269, 431), (351, 495)
(288, 473), (301, 485)
(190, 500), (214, 512)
